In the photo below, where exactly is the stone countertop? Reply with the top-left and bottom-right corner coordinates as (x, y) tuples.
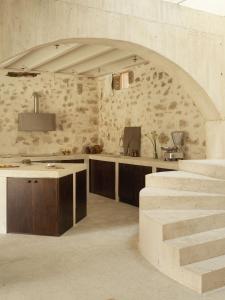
(0, 163), (86, 178)
(0, 153), (179, 170)
(0, 154), (87, 163)
(89, 154), (179, 170)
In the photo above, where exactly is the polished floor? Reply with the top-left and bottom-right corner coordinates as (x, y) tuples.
(1, 194), (225, 300)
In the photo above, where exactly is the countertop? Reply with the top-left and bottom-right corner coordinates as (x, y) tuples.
(89, 154), (178, 169)
(0, 163), (86, 178)
(0, 153), (179, 170)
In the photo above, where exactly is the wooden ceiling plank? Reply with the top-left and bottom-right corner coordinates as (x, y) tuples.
(0, 50), (31, 68)
(83, 57), (146, 77)
(62, 49), (134, 74)
(28, 44), (81, 70)
(4, 44), (80, 70)
(36, 44), (113, 72)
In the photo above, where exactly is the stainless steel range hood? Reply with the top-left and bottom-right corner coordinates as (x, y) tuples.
(18, 93), (56, 131)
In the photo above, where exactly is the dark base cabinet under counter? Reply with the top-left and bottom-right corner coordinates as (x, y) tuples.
(7, 171), (87, 236)
(156, 167), (174, 172)
(119, 163), (152, 207)
(76, 170), (87, 223)
(89, 159), (115, 199)
(34, 159), (85, 164)
(7, 175), (73, 236)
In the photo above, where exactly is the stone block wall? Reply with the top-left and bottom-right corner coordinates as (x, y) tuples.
(0, 62), (206, 158)
(0, 72), (98, 155)
(98, 62), (206, 159)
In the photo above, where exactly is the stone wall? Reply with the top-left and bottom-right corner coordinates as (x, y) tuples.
(0, 0), (222, 122)
(0, 72), (98, 155)
(0, 63), (206, 158)
(98, 63), (206, 159)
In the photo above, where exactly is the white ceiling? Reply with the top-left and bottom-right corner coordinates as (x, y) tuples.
(164, 0), (225, 16)
(0, 42), (146, 78)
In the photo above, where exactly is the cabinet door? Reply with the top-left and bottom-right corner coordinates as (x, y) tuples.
(118, 164), (134, 205)
(58, 175), (73, 235)
(7, 178), (33, 234)
(133, 166), (152, 207)
(89, 159), (102, 195)
(60, 159), (84, 163)
(156, 167), (174, 172)
(32, 178), (58, 236)
(119, 164), (152, 207)
(76, 170), (87, 223)
(89, 160), (115, 199)
(34, 159), (84, 163)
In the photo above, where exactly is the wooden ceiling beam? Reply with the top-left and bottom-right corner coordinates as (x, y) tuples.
(83, 57), (146, 77)
(61, 49), (134, 74)
(37, 45), (112, 72)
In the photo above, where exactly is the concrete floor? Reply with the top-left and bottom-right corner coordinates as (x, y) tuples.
(1, 195), (225, 300)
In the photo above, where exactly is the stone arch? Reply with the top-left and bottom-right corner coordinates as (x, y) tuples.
(3, 37), (220, 122)
(0, 0), (222, 122)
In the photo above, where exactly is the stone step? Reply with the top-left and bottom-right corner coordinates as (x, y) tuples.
(140, 210), (225, 293)
(140, 187), (225, 210)
(166, 227), (225, 265)
(140, 160), (225, 293)
(179, 159), (225, 180)
(141, 209), (225, 240)
(145, 171), (225, 194)
(184, 254), (225, 293)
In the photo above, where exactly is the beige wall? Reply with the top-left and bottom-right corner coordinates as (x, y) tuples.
(0, 63), (205, 158)
(0, 0), (225, 157)
(98, 63), (206, 159)
(0, 72), (98, 155)
(0, 0), (222, 121)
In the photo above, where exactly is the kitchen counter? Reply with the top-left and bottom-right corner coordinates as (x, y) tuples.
(0, 154), (178, 236)
(0, 163), (86, 178)
(0, 163), (87, 235)
(0, 154), (87, 163)
(0, 153), (179, 170)
(89, 154), (178, 170)
(88, 154), (179, 205)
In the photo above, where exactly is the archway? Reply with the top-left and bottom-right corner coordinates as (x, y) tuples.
(0, 38), (211, 159)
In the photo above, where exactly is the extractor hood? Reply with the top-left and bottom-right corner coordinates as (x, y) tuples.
(18, 93), (56, 131)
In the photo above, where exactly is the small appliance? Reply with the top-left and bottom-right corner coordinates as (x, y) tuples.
(161, 131), (185, 161)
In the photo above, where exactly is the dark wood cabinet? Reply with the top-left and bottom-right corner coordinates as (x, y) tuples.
(60, 159), (84, 163)
(76, 170), (87, 223)
(7, 175), (73, 236)
(7, 178), (33, 234)
(119, 164), (152, 207)
(32, 178), (59, 236)
(34, 159), (84, 163)
(156, 167), (174, 172)
(58, 175), (74, 235)
(89, 159), (115, 199)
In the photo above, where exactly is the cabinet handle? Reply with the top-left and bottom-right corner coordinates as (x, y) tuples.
(28, 180), (31, 183)
(34, 180), (38, 183)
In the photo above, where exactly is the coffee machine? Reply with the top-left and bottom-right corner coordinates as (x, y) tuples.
(161, 131), (184, 161)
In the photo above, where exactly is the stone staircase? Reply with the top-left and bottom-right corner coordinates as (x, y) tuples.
(139, 160), (225, 293)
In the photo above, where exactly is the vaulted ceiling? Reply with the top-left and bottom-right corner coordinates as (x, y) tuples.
(0, 42), (146, 78)
(164, 0), (225, 16)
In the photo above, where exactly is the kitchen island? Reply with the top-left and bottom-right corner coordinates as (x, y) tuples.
(0, 163), (87, 236)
